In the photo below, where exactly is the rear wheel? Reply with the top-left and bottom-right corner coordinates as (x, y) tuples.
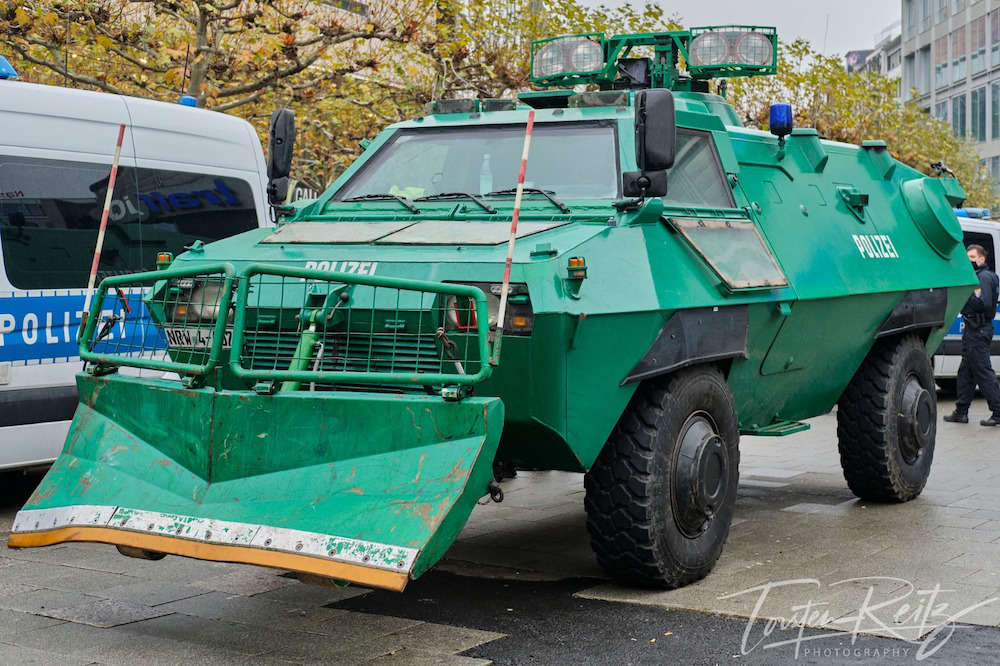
(584, 367), (740, 588)
(837, 335), (936, 502)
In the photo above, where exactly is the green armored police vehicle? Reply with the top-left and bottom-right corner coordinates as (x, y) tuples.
(9, 26), (975, 591)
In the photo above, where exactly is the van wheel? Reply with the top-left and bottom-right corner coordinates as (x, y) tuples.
(837, 335), (936, 502)
(584, 367), (740, 588)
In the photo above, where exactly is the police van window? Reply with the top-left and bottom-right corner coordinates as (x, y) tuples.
(335, 121), (620, 201)
(963, 231), (996, 271)
(0, 157), (257, 290)
(663, 130), (734, 209)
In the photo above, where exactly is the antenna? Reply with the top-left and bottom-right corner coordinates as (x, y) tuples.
(180, 43), (191, 96)
(63, 13), (69, 86)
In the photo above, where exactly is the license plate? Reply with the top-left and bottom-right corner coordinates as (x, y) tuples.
(163, 327), (232, 349)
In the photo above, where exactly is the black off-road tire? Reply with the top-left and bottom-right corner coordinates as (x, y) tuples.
(837, 335), (936, 502)
(584, 367), (740, 588)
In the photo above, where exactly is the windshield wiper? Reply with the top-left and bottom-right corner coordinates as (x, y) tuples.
(342, 193), (420, 214)
(486, 188), (570, 214)
(415, 192), (497, 214)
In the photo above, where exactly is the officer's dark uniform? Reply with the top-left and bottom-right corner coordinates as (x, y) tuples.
(952, 262), (1000, 423)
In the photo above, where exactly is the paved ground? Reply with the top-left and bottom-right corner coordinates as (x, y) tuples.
(2, 398), (1000, 663)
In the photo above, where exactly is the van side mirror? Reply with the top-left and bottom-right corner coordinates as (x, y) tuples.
(622, 89), (675, 198)
(267, 108), (295, 206)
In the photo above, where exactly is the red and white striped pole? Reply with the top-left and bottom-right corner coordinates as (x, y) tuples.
(491, 110), (534, 365)
(82, 123), (127, 323)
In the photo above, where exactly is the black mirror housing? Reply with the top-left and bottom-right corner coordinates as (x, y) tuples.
(268, 109), (295, 180)
(267, 176), (290, 207)
(622, 170), (667, 198)
(634, 89), (676, 172)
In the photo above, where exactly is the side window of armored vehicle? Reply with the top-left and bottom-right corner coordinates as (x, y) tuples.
(0, 156), (257, 290)
(669, 217), (788, 290)
(963, 230), (996, 271)
(662, 130), (734, 209)
(335, 122), (619, 201)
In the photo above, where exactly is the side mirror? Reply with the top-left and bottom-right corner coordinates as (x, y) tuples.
(622, 89), (675, 199)
(634, 89), (676, 171)
(267, 108), (295, 206)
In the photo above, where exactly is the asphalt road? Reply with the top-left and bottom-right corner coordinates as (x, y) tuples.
(4, 462), (1000, 664)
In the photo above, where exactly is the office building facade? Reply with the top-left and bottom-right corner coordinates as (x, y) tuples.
(901, 0), (1000, 190)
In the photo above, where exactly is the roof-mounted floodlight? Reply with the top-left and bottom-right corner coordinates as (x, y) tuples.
(687, 26), (777, 77)
(528, 27), (778, 92)
(530, 34), (606, 85)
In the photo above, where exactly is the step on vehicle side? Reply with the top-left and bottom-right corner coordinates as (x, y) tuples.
(8, 27), (976, 590)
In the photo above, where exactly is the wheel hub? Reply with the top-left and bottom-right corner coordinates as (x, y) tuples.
(898, 374), (933, 464)
(672, 413), (728, 538)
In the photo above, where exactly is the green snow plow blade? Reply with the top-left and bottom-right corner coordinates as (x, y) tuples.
(10, 374), (503, 591)
(8, 263), (503, 592)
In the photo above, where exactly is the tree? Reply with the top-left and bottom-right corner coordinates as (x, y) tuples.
(0, 0), (673, 187)
(728, 39), (996, 208)
(2, 0), (421, 108)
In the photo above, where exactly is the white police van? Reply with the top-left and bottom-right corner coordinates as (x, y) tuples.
(0, 67), (270, 469)
(933, 208), (1000, 392)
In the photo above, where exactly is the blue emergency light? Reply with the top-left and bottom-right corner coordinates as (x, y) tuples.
(769, 103), (793, 138)
(0, 56), (19, 80)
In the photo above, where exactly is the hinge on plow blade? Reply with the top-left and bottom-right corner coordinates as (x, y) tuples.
(182, 375), (206, 389)
(740, 419), (810, 436)
(440, 385), (470, 401)
(254, 381), (278, 395)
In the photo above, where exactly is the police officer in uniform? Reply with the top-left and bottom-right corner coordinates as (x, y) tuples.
(945, 244), (1000, 426)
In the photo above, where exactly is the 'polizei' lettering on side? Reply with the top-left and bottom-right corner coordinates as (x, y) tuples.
(852, 234), (899, 259)
(303, 261), (378, 276)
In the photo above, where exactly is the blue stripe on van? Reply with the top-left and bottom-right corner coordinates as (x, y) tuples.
(0, 291), (153, 363)
(944, 307), (1000, 338)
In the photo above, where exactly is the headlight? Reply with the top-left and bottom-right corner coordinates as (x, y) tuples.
(444, 283), (533, 336)
(736, 32), (773, 66)
(168, 278), (229, 323)
(689, 32), (730, 66)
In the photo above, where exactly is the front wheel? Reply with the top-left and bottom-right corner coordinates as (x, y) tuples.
(837, 335), (936, 502)
(584, 367), (740, 588)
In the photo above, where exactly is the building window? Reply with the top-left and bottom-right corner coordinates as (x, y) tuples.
(918, 46), (932, 93)
(991, 9), (1000, 65)
(952, 27), (967, 80)
(935, 35), (950, 86)
(971, 16), (987, 74)
(953, 94), (967, 137)
(905, 0), (917, 38)
(954, 0), (964, 12)
(888, 49), (901, 71)
(939, 0), (949, 22)
(972, 86), (987, 140)
(904, 53), (916, 96)
(935, 99), (949, 121)
(922, 0), (932, 31)
(992, 82), (1000, 138)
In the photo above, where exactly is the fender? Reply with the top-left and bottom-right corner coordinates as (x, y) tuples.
(875, 289), (948, 338)
(621, 306), (749, 386)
